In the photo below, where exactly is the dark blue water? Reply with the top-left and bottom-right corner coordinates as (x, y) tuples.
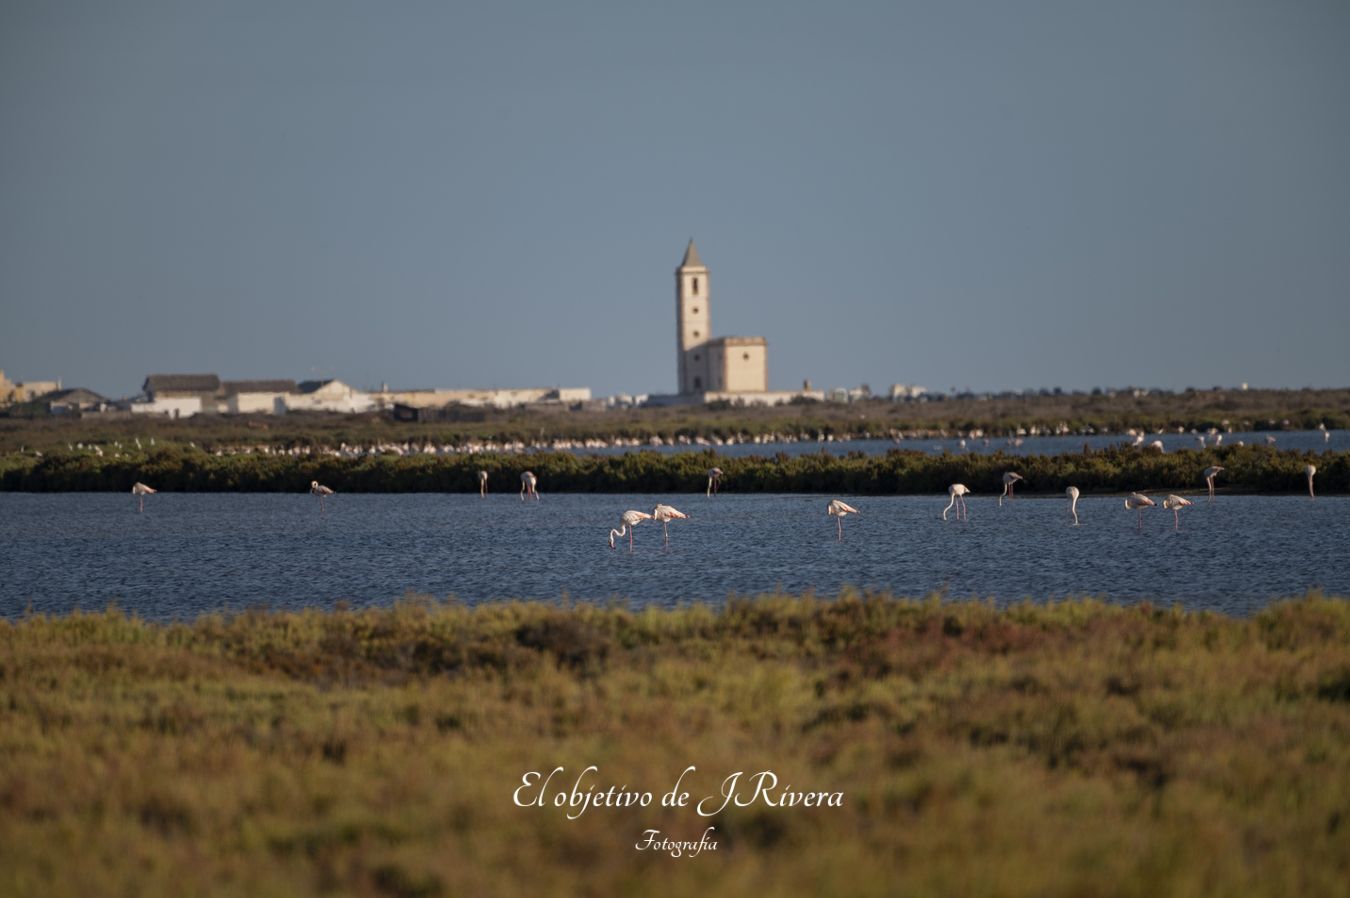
(581, 430), (1341, 457)
(2, 492), (1346, 620)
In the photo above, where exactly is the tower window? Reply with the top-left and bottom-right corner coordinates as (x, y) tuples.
(692, 307), (699, 314)
(693, 354), (700, 361)
(743, 352), (751, 361)
(693, 376), (702, 390)
(693, 330), (700, 338)
(692, 278), (699, 294)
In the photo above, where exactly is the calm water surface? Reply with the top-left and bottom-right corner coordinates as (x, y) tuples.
(2, 492), (1347, 620)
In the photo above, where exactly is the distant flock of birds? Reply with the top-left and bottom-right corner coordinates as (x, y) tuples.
(126, 461), (1321, 549)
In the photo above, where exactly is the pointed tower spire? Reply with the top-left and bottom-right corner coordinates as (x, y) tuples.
(680, 238), (705, 269)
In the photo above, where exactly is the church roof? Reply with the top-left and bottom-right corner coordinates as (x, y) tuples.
(679, 239), (705, 269)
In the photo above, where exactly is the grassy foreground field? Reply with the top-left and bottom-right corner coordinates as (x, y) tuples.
(3, 595), (1349, 897)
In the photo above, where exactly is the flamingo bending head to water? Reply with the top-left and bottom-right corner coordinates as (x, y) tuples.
(999, 472), (1023, 506)
(943, 484), (970, 521)
(1203, 465), (1223, 501)
(707, 467), (723, 496)
(1124, 492), (1155, 531)
(651, 504), (689, 544)
(1162, 494), (1193, 531)
(827, 499), (860, 541)
(478, 470), (488, 497)
(520, 471), (539, 501)
(1066, 486), (1080, 526)
(131, 481), (156, 513)
(609, 510), (652, 550)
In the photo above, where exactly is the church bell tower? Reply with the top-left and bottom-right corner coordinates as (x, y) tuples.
(676, 239), (710, 394)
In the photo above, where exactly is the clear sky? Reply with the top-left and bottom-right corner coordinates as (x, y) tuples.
(2, 0), (1348, 399)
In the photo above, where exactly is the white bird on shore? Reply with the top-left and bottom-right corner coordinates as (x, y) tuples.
(943, 484), (970, 521)
(1306, 464), (1317, 499)
(1162, 494), (1193, 531)
(1203, 465), (1223, 501)
(1066, 486), (1080, 526)
(707, 467), (723, 496)
(609, 509), (652, 550)
(520, 471), (539, 501)
(652, 504), (689, 544)
(999, 472), (1023, 506)
(1124, 492), (1155, 531)
(310, 480), (334, 512)
(478, 470), (488, 498)
(131, 482), (156, 513)
(827, 499), (860, 541)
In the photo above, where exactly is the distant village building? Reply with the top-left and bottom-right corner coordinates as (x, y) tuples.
(131, 373), (221, 417)
(221, 379), (297, 414)
(675, 240), (768, 395)
(373, 386), (592, 411)
(0, 370), (62, 405)
(45, 388), (107, 415)
(282, 379), (375, 414)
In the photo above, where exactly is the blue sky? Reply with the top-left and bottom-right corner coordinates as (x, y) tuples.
(2, 0), (1348, 399)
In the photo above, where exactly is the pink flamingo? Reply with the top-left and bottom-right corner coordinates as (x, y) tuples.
(998, 472), (1023, 506)
(520, 471), (539, 501)
(1202, 465), (1223, 501)
(131, 482), (156, 513)
(1124, 492), (1155, 531)
(478, 470), (488, 497)
(1066, 486), (1080, 526)
(707, 467), (723, 496)
(828, 499), (860, 541)
(943, 484), (970, 521)
(652, 504), (689, 544)
(1162, 494), (1192, 531)
(609, 510), (652, 550)
(1306, 464), (1316, 499)
(310, 480), (334, 513)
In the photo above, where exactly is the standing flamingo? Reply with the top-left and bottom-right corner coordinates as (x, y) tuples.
(652, 504), (689, 544)
(520, 471), (539, 501)
(943, 484), (970, 521)
(1203, 465), (1223, 501)
(478, 470), (488, 497)
(1162, 494), (1193, 531)
(131, 482), (156, 513)
(310, 480), (334, 512)
(707, 467), (723, 496)
(1306, 464), (1317, 499)
(1124, 492), (1155, 531)
(827, 499), (860, 541)
(1066, 486), (1080, 526)
(609, 509), (652, 550)
(998, 472), (1023, 506)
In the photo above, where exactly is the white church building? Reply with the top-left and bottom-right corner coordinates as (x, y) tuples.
(653, 240), (818, 406)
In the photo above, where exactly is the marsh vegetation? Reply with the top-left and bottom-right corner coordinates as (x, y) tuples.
(3, 594), (1349, 896)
